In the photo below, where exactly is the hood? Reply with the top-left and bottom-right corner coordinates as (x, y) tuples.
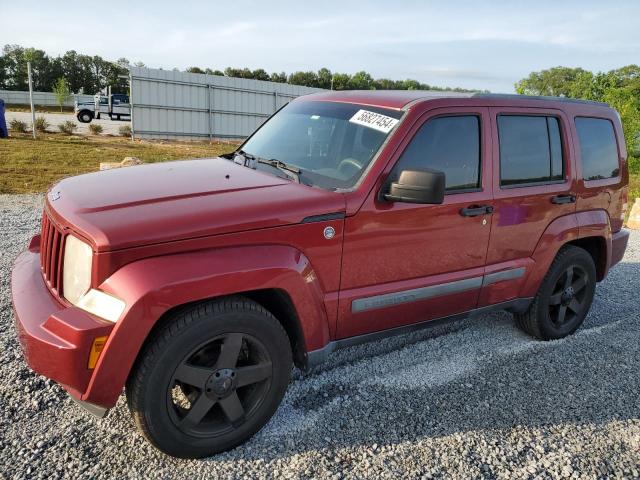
(46, 158), (346, 252)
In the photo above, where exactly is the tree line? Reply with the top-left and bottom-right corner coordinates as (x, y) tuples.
(0, 44), (478, 95)
(516, 65), (640, 161)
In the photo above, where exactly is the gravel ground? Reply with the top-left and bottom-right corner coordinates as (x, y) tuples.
(1, 194), (639, 479)
(6, 111), (128, 136)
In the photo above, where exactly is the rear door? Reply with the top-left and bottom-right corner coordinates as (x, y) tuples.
(338, 107), (494, 339)
(479, 107), (577, 307)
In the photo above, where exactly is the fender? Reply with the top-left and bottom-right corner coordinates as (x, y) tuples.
(82, 245), (330, 407)
(520, 210), (611, 298)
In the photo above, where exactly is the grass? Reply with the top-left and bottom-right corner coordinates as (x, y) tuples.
(0, 133), (236, 194)
(5, 104), (74, 113)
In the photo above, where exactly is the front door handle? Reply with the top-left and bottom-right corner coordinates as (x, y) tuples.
(460, 205), (493, 217)
(551, 194), (576, 205)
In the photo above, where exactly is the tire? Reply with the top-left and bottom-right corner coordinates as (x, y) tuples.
(126, 296), (292, 458)
(77, 110), (93, 123)
(515, 245), (596, 340)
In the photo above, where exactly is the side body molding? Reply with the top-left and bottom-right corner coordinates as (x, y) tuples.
(83, 245), (330, 407)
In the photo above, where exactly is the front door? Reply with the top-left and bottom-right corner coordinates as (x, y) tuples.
(338, 107), (494, 339)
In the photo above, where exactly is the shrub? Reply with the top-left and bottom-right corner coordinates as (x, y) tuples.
(119, 125), (132, 137)
(58, 120), (78, 135)
(9, 119), (28, 133)
(88, 123), (103, 135)
(34, 116), (50, 132)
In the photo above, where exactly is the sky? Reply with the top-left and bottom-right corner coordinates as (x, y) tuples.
(1, 0), (639, 92)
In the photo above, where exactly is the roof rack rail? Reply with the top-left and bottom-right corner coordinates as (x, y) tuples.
(472, 93), (609, 107)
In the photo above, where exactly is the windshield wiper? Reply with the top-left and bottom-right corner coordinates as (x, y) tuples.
(229, 149), (301, 183)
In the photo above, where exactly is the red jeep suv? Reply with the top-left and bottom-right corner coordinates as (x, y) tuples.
(12, 91), (630, 458)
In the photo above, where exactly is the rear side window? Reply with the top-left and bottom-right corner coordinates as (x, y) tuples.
(498, 115), (564, 186)
(393, 115), (480, 192)
(575, 117), (620, 180)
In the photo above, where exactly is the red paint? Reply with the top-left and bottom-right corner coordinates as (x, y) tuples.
(12, 92), (630, 409)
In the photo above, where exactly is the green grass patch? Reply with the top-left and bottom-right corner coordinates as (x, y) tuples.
(0, 134), (236, 194)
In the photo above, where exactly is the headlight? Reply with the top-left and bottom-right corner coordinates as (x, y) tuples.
(63, 235), (125, 322)
(63, 235), (92, 304)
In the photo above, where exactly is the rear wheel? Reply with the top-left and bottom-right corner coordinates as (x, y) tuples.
(77, 110), (93, 123)
(515, 245), (596, 340)
(126, 297), (292, 458)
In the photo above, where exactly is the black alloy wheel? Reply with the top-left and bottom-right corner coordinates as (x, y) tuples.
(515, 245), (596, 340)
(126, 297), (292, 458)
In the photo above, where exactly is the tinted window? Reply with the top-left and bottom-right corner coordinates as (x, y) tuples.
(575, 117), (619, 180)
(498, 115), (564, 186)
(393, 116), (480, 191)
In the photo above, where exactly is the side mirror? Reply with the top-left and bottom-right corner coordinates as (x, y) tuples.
(382, 168), (445, 204)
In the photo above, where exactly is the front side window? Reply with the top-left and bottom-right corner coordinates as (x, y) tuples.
(498, 115), (564, 186)
(391, 115), (481, 192)
(238, 101), (403, 190)
(575, 117), (620, 180)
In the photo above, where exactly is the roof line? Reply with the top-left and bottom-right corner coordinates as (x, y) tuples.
(472, 93), (609, 107)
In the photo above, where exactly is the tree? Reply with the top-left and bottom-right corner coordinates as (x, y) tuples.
(186, 66), (206, 74)
(251, 68), (270, 81)
(349, 71), (374, 90)
(317, 68), (332, 89)
(331, 73), (351, 90)
(288, 71), (319, 87)
(270, 72), (287, 83)
(205, 68), (225, 76)
(52, 77), (70, 112)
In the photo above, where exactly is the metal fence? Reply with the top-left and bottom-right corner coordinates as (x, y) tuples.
(129, 67), (325, 141)
(0, 89), (94, 107)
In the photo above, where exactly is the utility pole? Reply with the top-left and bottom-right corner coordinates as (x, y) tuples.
(27, 62), (36, 139)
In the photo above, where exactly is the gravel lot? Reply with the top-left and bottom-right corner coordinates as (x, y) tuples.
(1, 194), (639, 479)
(6, 111), (128, 136)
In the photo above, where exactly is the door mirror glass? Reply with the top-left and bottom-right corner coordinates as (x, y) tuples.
(383, 168), (445, 204)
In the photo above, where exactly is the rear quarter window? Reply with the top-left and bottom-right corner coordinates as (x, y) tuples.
(575, 117), (620, 181)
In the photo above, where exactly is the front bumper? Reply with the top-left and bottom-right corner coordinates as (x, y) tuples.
(11, 238), (114, 403)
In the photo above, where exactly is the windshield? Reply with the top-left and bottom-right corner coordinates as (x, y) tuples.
(239, 101), (403, 190)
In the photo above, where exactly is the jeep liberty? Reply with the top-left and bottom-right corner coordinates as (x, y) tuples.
(12, 90), (630, 458)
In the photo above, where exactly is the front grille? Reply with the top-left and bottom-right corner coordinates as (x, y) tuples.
(40, 212), (65, 294)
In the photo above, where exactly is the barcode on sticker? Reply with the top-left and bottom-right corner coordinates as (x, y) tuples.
(349, 109), (399, 133)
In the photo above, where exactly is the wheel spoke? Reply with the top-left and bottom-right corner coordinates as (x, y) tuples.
(568, 298), (582, 314)
(557, 305), (568, 324)
(180, 394), (215, 428)
(174, 363), (211, 388)
(572, 275), (587, 293)
(549, 292), (562, 306)
(236, 362), (272, 388)
(216, 333), (243, 369)
(563, 267), (574, 289)
(219, 391), (245, 425)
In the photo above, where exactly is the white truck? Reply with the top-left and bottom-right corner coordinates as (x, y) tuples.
(75, 93), (131, 123)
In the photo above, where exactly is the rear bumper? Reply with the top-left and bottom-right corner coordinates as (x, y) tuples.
(610, 228), (630, 268)
(11, 241), (114, 403)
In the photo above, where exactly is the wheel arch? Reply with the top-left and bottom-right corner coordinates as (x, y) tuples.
(83, 245), (330, 408)
(522, 210), (612, 297)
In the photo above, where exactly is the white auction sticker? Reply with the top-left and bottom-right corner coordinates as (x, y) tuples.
(349, 109), (399, 133)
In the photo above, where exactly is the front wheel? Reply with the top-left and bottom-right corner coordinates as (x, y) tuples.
(126, 297), (292, 458)
(515, 245), (596, 340)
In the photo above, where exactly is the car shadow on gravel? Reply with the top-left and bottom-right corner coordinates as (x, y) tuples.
(219, 262), (640, 463)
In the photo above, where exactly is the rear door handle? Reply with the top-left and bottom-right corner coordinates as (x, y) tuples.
(460, 205), (493, 217)
(551, 194), (576, 205)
